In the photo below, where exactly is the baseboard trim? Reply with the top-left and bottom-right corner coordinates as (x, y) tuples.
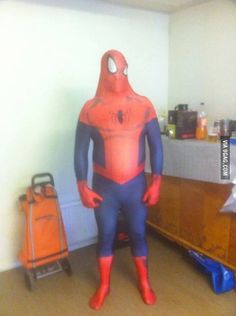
(1, 237), (98, 273)
(68, 237), (97, 252)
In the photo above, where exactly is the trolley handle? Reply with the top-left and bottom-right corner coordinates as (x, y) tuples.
(31, 173), (54, 189)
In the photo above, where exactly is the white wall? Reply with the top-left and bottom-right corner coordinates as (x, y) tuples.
(169, 0), (236, 124)
(0, 0), (169, 271)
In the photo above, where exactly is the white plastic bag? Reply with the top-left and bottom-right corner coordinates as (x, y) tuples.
(220, 183), (236, 213)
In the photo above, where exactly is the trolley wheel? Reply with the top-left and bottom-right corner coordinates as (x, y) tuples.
(24, 270), (35, 291)
(60, 258), (72, 276)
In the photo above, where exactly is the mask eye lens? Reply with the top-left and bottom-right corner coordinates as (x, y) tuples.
(108, 57), (117, 74)
(123, 66), (128, 76)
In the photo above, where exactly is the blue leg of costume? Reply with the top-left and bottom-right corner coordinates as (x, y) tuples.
(93, 173), (148, 257)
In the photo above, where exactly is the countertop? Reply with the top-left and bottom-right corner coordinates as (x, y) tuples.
(145, 136), (236, 184)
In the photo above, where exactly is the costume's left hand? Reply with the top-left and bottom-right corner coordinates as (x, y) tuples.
(143, 174), (161, 206)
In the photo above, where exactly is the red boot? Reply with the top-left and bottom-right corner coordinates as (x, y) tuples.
(133, 256), (157, 305)
(89, 256), (113, 310)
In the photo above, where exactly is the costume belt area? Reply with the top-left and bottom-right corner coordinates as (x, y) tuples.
(74, 50), (163, 310)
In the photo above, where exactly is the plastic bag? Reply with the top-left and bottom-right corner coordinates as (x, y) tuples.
(188, 250), (236, 294)
(220, 184), (236, 213)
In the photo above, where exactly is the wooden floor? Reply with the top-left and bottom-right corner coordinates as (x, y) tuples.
(1, 232), (236, 316)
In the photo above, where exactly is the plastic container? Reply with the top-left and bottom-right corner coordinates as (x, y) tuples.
(196, 102), (207, 140)
(220, 119), (230, 137)
(230, 137), (236, 145)
(207, 126), (218, 142)
(188, 250), (236, 294)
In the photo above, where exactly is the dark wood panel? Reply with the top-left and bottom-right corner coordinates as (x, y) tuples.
(156, 176), (181, 235)
(201, 183), (231, 260)
(146, 174), (236, 271)
(228, 215), (236, 266)
(179, 179), (204, 247)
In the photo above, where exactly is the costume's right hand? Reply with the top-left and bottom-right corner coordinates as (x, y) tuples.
(77, 181), (103, 208)
(142, 174), (161, 206)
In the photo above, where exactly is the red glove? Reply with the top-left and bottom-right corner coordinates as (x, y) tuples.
(143, 174), (161, 206)
(77, 181), (103, 208)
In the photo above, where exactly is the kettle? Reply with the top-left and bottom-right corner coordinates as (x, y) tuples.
(175, 104), (188, 111)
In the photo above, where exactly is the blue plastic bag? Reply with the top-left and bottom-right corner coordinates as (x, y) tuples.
(188, 250), (236, 294)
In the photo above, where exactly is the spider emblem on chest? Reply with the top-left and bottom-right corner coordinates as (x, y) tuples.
(109, 108), (131, 125)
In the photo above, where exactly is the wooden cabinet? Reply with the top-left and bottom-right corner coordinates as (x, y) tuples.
(146, 174), (236, 271)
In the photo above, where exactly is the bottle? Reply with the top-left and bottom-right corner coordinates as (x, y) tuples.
(196, 102), (207, 140)
(167, 110), (176, 139)
(159, 111), (167, 134)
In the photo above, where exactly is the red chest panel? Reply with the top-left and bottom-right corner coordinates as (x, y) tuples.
(80, 96), (156, 184)
(87, 98), (148, 128)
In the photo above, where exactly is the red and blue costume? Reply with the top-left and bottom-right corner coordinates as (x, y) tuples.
(74, 50), (163, 310)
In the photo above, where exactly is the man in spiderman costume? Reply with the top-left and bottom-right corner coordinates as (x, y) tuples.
(74, 50), (163, 310)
